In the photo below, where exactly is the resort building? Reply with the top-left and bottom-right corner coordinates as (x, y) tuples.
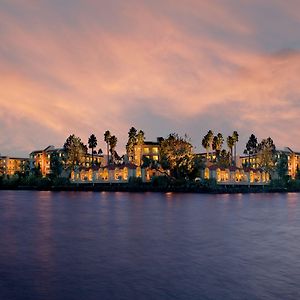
(30, 146), (65, 177)
(201, 165), (270, 185)
(30, 145), (104, 177)
(133, 139), (161, 166)
(70, 163), (167, 184)
(277, 148), (300, 179)
(0, 156), (29, 176)
(239, 147), (300, 179)
(71, 164), (139, 183)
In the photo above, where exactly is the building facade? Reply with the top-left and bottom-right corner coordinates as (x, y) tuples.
(133, 139), (160, 166)
(30, 145), (104, 177)
(70, 163), (167, 184)
(201, 165), (270, 185)
(239, 147), (300, 179)
(0, 156), (29, 176)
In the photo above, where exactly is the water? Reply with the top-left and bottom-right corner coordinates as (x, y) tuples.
(0, 191), (299, 300)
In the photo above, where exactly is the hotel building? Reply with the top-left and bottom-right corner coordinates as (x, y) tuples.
(30, 145), (104, 177)
(0, 156), (29, 176)
(133, 139), (161, 166)
(240, 147), (300, 179)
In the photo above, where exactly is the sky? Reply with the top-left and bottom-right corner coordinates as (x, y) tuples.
(1, 0), (300, 157)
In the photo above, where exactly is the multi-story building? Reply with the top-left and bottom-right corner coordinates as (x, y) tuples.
(30, 145), (104, 177)
(0, 156), (29, 176)
(277, 148), (300, 179)
(239, 147), (300, 179)
(133, 139), (161, 166)
(30, 146), (65, 177)
(239, 154), (260, 169)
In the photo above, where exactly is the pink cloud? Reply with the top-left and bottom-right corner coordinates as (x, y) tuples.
(0, 0), (300, 156)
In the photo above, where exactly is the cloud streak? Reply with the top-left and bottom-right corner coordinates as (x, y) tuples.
(0, 0), (300, 156)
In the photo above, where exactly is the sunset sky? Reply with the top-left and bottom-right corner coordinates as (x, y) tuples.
(1, 0), (300, 156)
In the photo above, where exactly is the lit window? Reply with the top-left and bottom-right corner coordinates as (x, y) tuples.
(152, 147), (158, 154)
(136, 167), (141, 177)
(153, 155), (159, 161)
(123, 167), (128, 180)
(144, 148), (149, 154)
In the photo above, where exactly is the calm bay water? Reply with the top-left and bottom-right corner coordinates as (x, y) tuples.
(0, 191), (300, 300)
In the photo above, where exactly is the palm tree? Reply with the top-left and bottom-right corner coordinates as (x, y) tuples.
(226, 135), (235, 165)
(88, 134), (97, 166)
(212, 136), (218, 161)
(202, 130), (214, 161)
(212, 133), (224, 159)
(109, 135), (118, 164)
(104, 130), (111, 165)
(202, 135), (210, 160)
(217, 133), (224, 155)
(232, 131), (239, 166)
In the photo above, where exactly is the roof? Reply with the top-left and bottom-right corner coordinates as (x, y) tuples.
(106, 163), (138, 170)
(0, 156), (28, 160)
(30, 146), (64, 154)
(9, 157), (29, 160)
(143, 141), (160, 146)
(207, 165), (266, 173)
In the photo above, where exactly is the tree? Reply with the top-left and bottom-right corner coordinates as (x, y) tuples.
(104, 130), (111, 164)
(202, 136), (209, 159)
(276, 153), (288, 180)
(257, 137), (276, 172)
(88, 134), (97, 166)
(232, 131), (239, 166)
(136, 130), (145, 166)
(33, 163), (42, 177)
(244, 134), (258, 168)
(202, 130), (214, 160)
(126, 127), (137, 162)
(217, 149), (231, 168)
(212, 133), (224, 159)
(63, 134), (87, 170)
(226, 135), (235, 165)
(160, 133), (195, 179)
(50, 152), (63, 178)
(109, 135), (118, 164)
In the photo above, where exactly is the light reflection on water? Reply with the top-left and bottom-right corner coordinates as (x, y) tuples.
(0, 191), (300, 300)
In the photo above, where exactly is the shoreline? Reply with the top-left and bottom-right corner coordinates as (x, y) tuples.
(0, 183), (299, 194)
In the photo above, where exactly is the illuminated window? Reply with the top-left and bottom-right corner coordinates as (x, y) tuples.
(115, 168), (119, 180)
(152, 147), (158, 154)
(235, 171), (240, 181)
(103, 168), (108, 181)
(204, 168), (209, 179)
(136, 167), (141, 177)
(144, 148), (149, 154)
(123, 167), (128, 180)
(250, 171), (254, 183)
(153, 155), (159, 161)
(216, 169), (221, 182)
